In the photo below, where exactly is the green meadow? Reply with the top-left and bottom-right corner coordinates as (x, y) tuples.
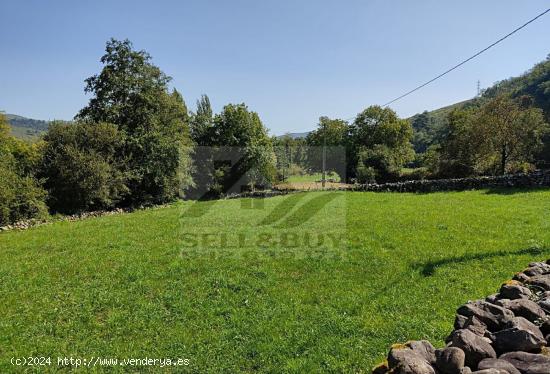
(1, 189), (550, 372)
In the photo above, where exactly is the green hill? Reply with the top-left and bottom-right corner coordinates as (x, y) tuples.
(410, 55), (550, 153)
(4, 113), (49, 141)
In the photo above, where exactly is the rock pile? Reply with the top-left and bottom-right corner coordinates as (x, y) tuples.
(374, 260), (550, 374)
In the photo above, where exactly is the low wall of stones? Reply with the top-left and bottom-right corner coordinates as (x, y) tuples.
(355, 170), (550, 193)
(373, 260), (550, 374)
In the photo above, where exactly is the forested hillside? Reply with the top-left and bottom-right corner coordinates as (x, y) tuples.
(410, 55), (550, 155)
(5, 114), (49, 141)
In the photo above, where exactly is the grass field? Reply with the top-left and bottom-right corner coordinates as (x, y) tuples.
(275, 172), (346, 190)
(1, 189), (550, 372)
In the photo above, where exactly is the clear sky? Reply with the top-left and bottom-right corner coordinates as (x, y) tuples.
(1, 1), (549, 135)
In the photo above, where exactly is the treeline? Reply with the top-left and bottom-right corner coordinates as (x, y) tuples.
(1, 40), (549, 225)
(411, 55), (550, 170)
(298, 55), (550, 182)
(0, 39), (278, 224)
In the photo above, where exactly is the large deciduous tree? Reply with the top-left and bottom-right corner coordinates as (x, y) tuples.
(474, 95), (548, 175)
(349, 106), (414, 183)
(76, 38), (193, 205)
(210, 104), (276, 193)
(433, 95), (548, 177)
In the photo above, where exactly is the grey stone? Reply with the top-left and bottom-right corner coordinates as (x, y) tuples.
(526, 274), (550, 291)
(470, 369), (510, 374)
(540, 319), (550, 335)
(388, 345), (436, 374)
(498, 282), (532, 300)
(536, 298), (550, 312)
(499, 351), (550, 374)
(523, 264), (550, 277)
(464, 316), (488, 337)
(491, 317), (546, 353)
(512, 273), (530, 283)
(496, 299), (546, 323)
(436, 347), (465, 374)
(455, 314), (469, 330)
(407, 340), (436, 365)
(448, 329), (497, 369)
(457, 301), (514, 332)
(478, 359), (520, 374)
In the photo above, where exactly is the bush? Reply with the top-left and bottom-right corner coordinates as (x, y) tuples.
(356, 145), (403, 183)
(356, 164), (377, 184)
(0, 157), (48, 225)
(40, 121), (128, 213)
(0, 114), (48, 225)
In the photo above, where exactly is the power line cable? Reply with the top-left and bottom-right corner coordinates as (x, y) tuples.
(343, 7), (550, 122)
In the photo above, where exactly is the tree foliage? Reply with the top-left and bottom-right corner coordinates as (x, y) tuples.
(305, 117), (348, 179)
(272, 135), (308, 181)
(189, 103), (276, 196)
(349, 106), (414, 182)
(76, 38), (192, 205)
(0, 113), (47, 224)
(431, 95), (549, 177)
(39, 121), (127, 213)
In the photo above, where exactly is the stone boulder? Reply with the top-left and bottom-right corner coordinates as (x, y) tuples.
(406, 340), (436, 365)
(495, 299), (546, 323)
(526, 274), (550, 291)
(539, 319), (550, 336)
(499, 351), (550, 374)
(435, 346), (465, 374)
(447, 329), (497, 369)
(387, 344), (436, 374)
(523, 263), (550, 276)
(513, 272), (530, 283)
(457, 301), (514, 332)
(498, 281), (532, 300)
(491, 317), (545, 353)
(478, 358), (520, 374)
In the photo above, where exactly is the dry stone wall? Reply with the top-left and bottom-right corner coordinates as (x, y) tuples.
(355, 171), (550, 193)
(373, 260), (550, 374)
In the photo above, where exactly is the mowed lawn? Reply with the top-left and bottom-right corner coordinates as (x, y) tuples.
(1, 189), (550, 372)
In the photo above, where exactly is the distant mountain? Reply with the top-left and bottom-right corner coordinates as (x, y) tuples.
(277, 132), (310, 140)
(4, 114), (49, 141)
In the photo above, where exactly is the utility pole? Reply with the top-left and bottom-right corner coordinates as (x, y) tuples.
(477, 80), (481, 97)
(322, 123), (326, 189)
(285, 142), (290, 182)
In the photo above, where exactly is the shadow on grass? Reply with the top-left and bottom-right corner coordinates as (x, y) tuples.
(258, 192), (308, 226)
(412, 246), (549, 277)
(275, 192), (343, 228)
(484, 187), (550, 195)
(181, 199), (219, 218)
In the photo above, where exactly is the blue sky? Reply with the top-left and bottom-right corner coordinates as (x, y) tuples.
(1, 1), (549, 135)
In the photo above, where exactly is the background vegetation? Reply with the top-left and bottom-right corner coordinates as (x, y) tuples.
(1, 41), (550, 226)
